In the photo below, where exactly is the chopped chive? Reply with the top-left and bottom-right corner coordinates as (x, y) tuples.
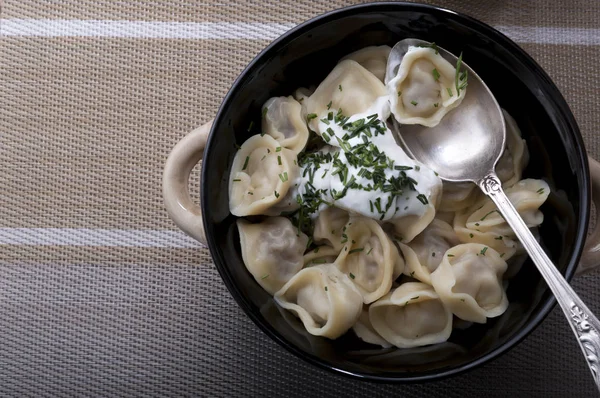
(261, 274), (269, 279)
(495, 236), (503, 240)
(398, 91), (402, 97)
(432, 68), (440, 81)
(460, 298), (465, 302)
(261, 155), (266, 161)
(394, 165), (413, 171)
(415, 165), (420, 171)
(242, 156), (250, 170)
(274, 190), (280, 198)
(537, 188), (545, 194)
(320, 118), (330, 125)
(469, 233), (474, 238)
(247, 191), (253, 195)
(349, 272), (355, 279)
(339, 84), (342, 92)
(311, 259), (327, 264)
(432, 252), (436, 257)
(327, 101), (332, 110)
(447, 87), (453, 97)
(475, 223), (480, 226)
(411, 296), (419, 300)
(447, 254), (454, 257)
(480, 247), (488, 256)
(275, 146), (282, 152)
(433, 103), (439, 108)
(307, 113), (317, 121)
(232, 178), (241, 182)
(277, 155), (282, 165)
(278, 172), (288, 182)
(410, 271), (415, 277)
(324, 286), (328, 291)
(411, 100), (418, 106)
(367, 248), (373, 255)
(267, 148), (271, 153)
(247, 121), (254, 132)
(262, 107), (268, 118)
(348, 248), (364, 254)
(416, 194), (429, 205)
(500, 253), (506, 258)
(322, 132), (330, 142)
(480, 210), (497, 221)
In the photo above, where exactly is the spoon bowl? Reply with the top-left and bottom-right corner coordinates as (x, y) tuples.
(387, 38), (505, 182)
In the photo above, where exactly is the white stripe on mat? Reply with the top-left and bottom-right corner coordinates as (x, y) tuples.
(1, 19), (600, 45)
(0, 228), (203, 248)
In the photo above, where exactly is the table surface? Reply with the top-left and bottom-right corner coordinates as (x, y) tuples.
(2, 0), (600, 396)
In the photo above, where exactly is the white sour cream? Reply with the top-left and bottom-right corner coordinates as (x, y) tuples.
(292, 96), (442, 221)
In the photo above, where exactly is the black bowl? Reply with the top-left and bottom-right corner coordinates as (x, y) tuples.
(201, 2), (590, 382)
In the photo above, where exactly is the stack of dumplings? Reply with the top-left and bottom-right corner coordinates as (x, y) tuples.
(229, 43), (550, 348)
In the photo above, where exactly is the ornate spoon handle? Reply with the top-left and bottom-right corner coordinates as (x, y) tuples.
(479, 173), (600, 391)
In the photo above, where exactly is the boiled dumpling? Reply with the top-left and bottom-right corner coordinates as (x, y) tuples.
(387, 187), (441, 243)
(387, 45), (466, 127)
(303, 245), (340, 267)
(334, 216), (401, 304)
(340, 45), (392, 82)
(462, 179), (549, 237)
(229, 134), (299, 216)
(293, 86), (314, 103)
(262, 96), (309, 154)
(313, 206), (350, 251)
(438, 181), (480, 212)
(496, 110), (529, 188)
(452, 179), (550, 259)
(369, 282), (453, 348)
(352, 307), (392, 348)
(274, 263), (363, 339)
(400, 219), (460, 284)
(238, 218), (308, 295)
(303, 60), (387, 136)
(431, 243), (508, 323)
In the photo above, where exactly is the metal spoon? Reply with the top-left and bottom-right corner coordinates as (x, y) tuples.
(386, 38), (600, 390)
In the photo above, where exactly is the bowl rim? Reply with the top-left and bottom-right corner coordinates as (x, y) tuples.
(202, 1), (590, 382)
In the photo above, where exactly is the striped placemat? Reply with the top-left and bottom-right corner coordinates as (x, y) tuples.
(1, 0), (599, 395)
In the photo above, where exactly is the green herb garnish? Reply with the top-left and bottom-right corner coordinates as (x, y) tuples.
(242, 156), (250, 171)
(348, 248), (364, 254)
(432, 68), (440, 81)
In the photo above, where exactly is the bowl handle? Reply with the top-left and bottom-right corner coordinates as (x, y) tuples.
(162, 119), (213, 246)
(578, 156), (600, 273)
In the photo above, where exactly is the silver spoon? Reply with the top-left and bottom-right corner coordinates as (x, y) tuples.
(387, 38), (600, 390)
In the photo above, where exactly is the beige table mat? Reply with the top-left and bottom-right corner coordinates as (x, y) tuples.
(1, 0), (600, 396)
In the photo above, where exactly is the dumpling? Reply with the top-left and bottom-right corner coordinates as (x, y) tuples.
(369, 282), (453, 348)
(387, 194), (439, 243)
(303, 60), (387, 135)
(495, 110), (529, 188)
(431, 243), (509, 323)
(293, 86), (314, 103)
(352, 307), (392, 348)
(229, 134), (299, 216)
(238, 218), (309, 295)
(274, 263), (363, 339)
(452, 179), (549, 259)
(463, 179), (549, 236)
(303, 245), (340, 267)
(438, 181), (480, 212)
(340, 45), (392, 82)
(400, 219), (461, 284)
(313, 206), (350, 251)
(262, 96), (309, 154)
(386, 44), (466, 127)
(334, 216), (401, 304)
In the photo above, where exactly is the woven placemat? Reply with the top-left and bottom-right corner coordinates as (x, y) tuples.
(1, 0), (599, 395)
